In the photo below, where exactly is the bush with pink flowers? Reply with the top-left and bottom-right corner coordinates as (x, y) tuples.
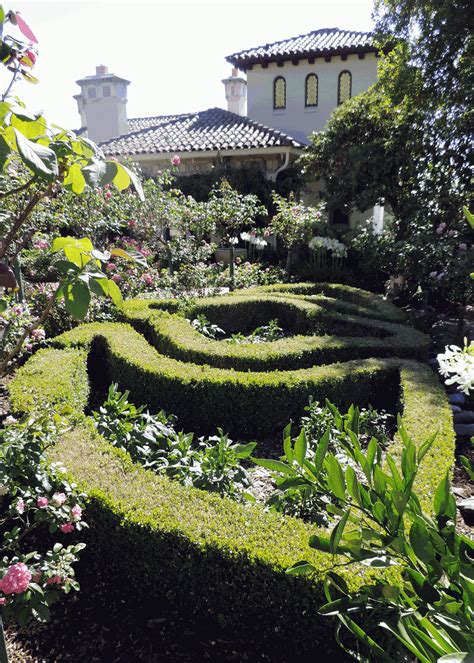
(0, 412), (87, 624)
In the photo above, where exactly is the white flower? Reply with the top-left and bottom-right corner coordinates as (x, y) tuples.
(0, 484), (8, 496)
(240, 232), (251, 242)
(4, 416), (18, 426)
(229, 237), (239, 245)
(437, 340), (474, 394)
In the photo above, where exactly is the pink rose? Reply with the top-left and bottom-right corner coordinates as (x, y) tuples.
(104, 191), (112, 200)
(16, 499), (25, 514)
(60, 523), (74, 534)
(0, 563), (32, 595)
(31, 328), (45, 341)
(52, 492), (67, 506)
(46, 575), (62, 585)
(71, 505), (82, 521)
(141, 273), (153, 286)
(0, 598), (6, 605)
(111, 273), (123, 284)
(106, 262), (116, 272)
(448, 230), (455, 237)
(37, 496), (49, 508)
(171, 155), (181, 167)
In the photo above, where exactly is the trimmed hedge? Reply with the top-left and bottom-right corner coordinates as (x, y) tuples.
(120, 294), (428, 372)
(9, 340), (454, 658)
(8, 283), (454, 658)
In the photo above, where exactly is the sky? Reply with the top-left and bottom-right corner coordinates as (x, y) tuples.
(7, 0), (375, 130)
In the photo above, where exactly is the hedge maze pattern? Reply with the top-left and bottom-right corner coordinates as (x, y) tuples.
(9, 283), (455, 658)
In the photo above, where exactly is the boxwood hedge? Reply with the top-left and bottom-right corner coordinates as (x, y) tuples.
(8, 283), (454, 658)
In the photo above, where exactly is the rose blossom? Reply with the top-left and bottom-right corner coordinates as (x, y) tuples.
(111, 273), (123, 284)
(0, 598), (5, 605)
(46, 575), (62, 585)
(141, 273), (154, 286)
(106, 262), (117, 272)
(31, 328), (45, 341)
(37, 496), (49, 508)
(16, 499), (25, 514)
(104, 191), (112, 200)
(0, 563), (32, 595)
(171, 155), (181, 166)
(52, 492), (67, 506)
(60, 523), (74, 534)
(71, 505), (82, 521)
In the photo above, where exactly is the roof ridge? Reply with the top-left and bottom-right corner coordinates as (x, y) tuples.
(226, 26), (372, 59)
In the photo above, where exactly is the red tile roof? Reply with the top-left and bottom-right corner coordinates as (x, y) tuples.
(226, 28), (376, 70)
(99, 107), (306, 156)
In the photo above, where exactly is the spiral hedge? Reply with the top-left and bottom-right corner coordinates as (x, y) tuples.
(9, 283), (454, 659)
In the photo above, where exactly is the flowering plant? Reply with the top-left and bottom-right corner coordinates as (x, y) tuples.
(0, 413), (87, 624)
(308, 236), (347, 258)
(437, 339), (474, 394)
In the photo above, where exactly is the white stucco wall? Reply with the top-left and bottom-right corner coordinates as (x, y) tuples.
(246, 52), (379, 143)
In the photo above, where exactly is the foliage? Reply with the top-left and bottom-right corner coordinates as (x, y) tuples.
(254, 402), (392, 525)
(0, 413), (87, 624)
(285, 420), (473, 662)
(270, 193), (325, 275)
(300, 2), (473, 309)
(227, 318), (284, 345)
(93, 384), (255, 500)
(190, 313), (224, 339)
(8, 339), (456, 660)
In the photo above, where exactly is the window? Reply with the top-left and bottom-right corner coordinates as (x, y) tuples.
(103, 86), (111, 97)
(338, 71), (352, 105)
(87, 87), (97, 99)
(273, 76), (286, 110)
(305, 73), (318, 107)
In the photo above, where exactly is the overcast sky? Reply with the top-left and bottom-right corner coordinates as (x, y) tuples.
(7, 0), (375, 130)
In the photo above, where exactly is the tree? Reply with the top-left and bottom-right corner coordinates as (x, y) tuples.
(300, 1), (473, 310)
(206, 179), (266, 290)
(269, 193), (324, 276)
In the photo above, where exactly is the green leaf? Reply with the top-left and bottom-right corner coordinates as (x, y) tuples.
(345, 465), (360, 503)
(314, 428), (330, 473)
(63, 163), (86, 194)
(0, 298), (6, 313)
(63, 281), (91, 320)
(326, 455), (346, 500)
(463, 206), (474, 230)
(10, 113), (46, 139)
(82, 159), (107, 187)
(433, 472), (452, 518)
(250, 457), (297, 476)
(234, 441), (257, 458)
(459, 456), (474, 481)
(13, 128), (58, 180)
(329, 510), (349, 554)
(405, 568), (441, 603)
(285, 560), (314, 575)
(115, 161), (145, 201)
(308, 534), (332, 553)
(294, 428), (307, 467)
(409, 521), (435, 564)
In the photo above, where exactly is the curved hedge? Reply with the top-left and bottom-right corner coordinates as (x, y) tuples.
(9, 343), (454, 658)
(8, 283), (454, 658)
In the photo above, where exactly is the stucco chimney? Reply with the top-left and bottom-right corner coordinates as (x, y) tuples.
(74, 65), (131, 143)
(222, 68), (247, 116)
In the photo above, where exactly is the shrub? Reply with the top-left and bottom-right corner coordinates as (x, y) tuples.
(8, 283), (454, 658)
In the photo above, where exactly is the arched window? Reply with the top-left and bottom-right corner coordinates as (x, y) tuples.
(305, 73), (318, 107)
(338, 71), (352, 105)
(273, 76), (286, 110)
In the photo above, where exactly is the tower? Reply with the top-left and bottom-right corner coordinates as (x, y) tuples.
(222, 67), (247, 116)
(74, 65), (130, 143)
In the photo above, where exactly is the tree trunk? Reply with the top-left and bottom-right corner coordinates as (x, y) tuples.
(229, 244), (235, 291)
(286, 248), (292, 277)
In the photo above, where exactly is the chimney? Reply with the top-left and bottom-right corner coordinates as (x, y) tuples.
(222, 67), (247, 116)
(74, 65), (131, 143)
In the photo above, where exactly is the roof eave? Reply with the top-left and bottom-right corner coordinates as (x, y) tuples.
(227, 45), (379, 71)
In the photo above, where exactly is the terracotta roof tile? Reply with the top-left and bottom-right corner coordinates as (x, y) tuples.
(226, 27), (376, 70)
(99, 107), (306, 156)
